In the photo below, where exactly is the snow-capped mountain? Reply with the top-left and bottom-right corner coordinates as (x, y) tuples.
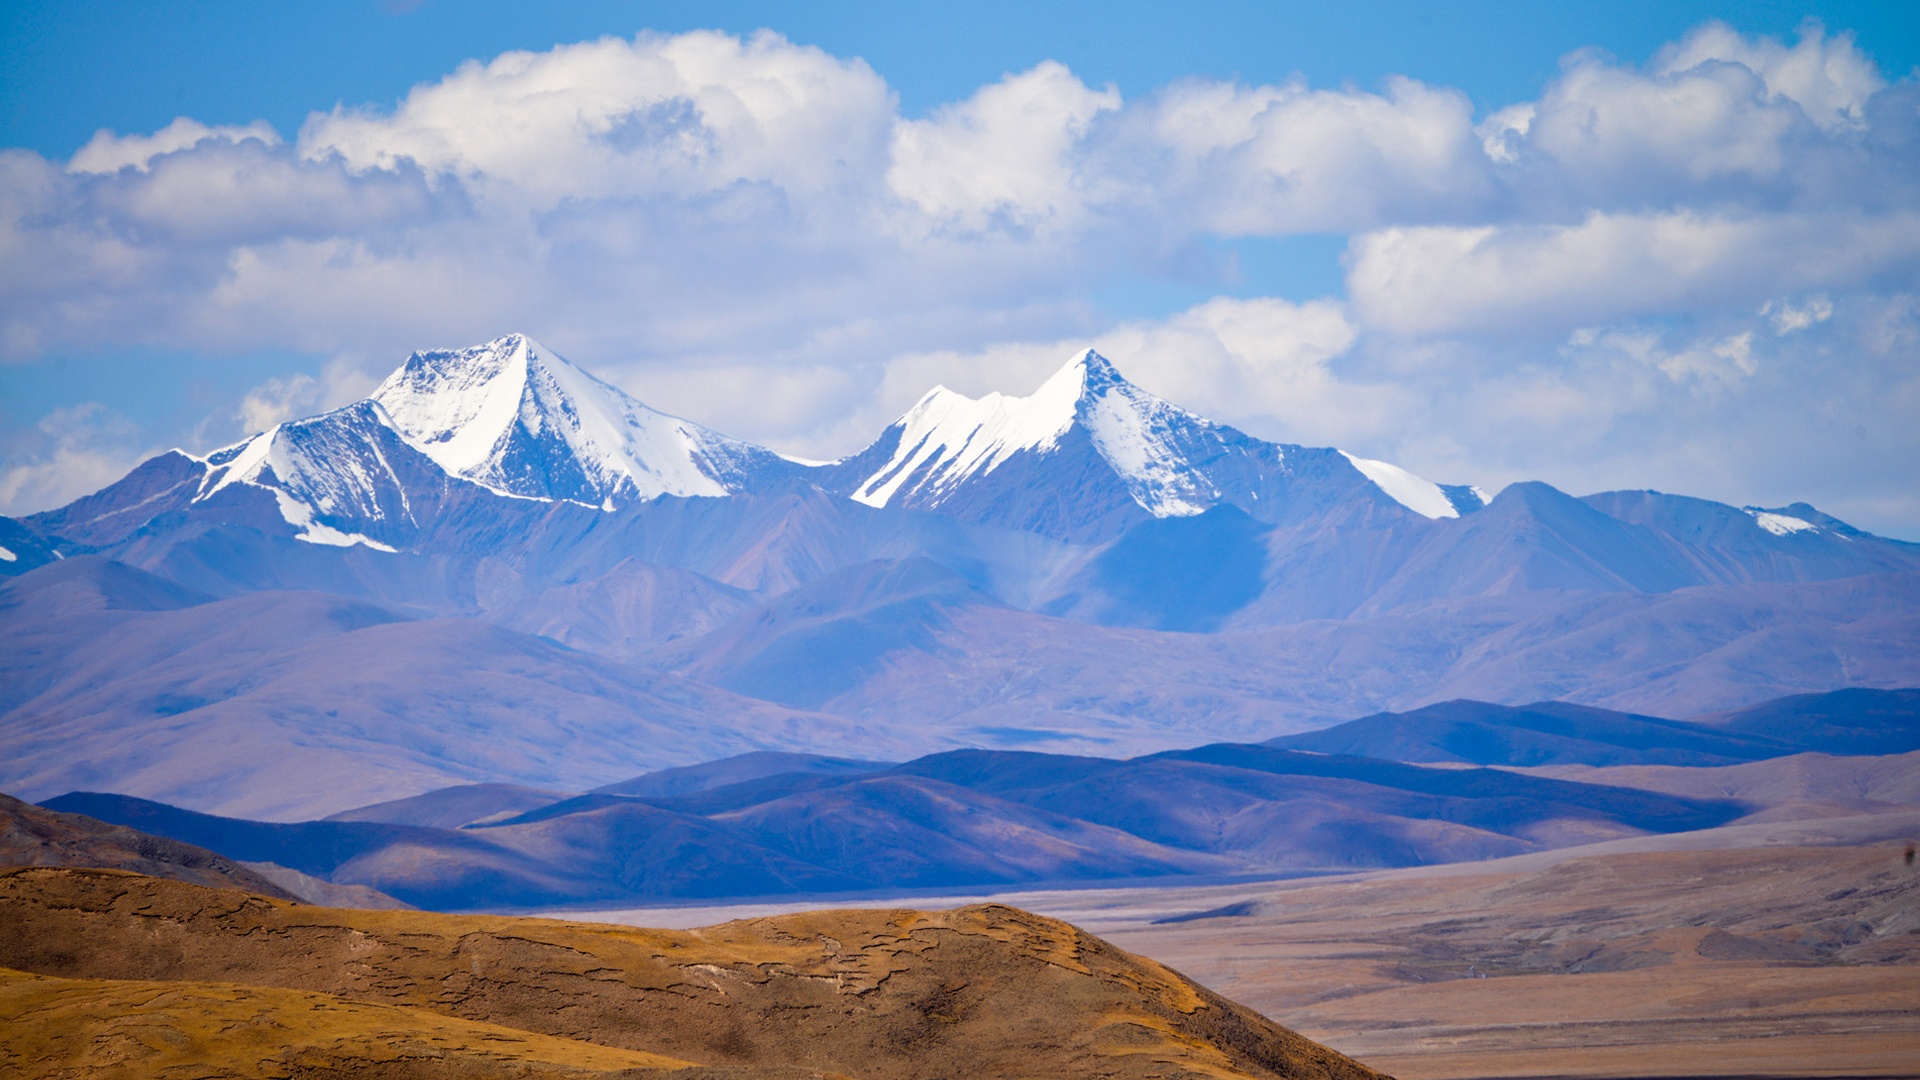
(46, 400), (479, 553)
(817, 349), (1486, 540)
(371, 333), (800, 507)
(8, 335), (1919, 815)
(186, 400), (474, 551)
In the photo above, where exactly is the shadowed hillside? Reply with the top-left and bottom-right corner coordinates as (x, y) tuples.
(43, 741), (1743, 909)
(1267, 688), (1920, 766)
(0, 791), (295, 900)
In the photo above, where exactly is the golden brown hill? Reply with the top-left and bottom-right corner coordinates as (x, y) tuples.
(0, 967), (712, 1079)
(0, 791), (297, 900)
(0, 866), (1387, 1080)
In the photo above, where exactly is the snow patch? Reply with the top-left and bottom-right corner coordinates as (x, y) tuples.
(1340, 452), (1460, 519)
(272, 489), (397, 552)
(0, 545), (16, 562)
(1081, 379), (1213, 517)
(1748, 509), (1818, 536)
(197, 428), (278, 500)
(776, 451), (834, 467)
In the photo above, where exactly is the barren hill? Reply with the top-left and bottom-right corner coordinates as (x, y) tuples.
(0, 866), (1387, 1080)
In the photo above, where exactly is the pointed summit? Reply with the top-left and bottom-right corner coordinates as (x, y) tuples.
(819, 348), (1249, 538)
(371, 334), (795, 506)
(1069, 347), (1128, 393)
(818, 346), (1489, 541)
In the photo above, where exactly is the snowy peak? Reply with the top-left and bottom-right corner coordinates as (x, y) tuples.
(192, 400), (430, 550)
(369, 333), (539, 481)
(849, 349), (1227, 518)
(822, 346), (1499, 539)
(371, 333), (791, 507)
(1066, 351), (1231, 518)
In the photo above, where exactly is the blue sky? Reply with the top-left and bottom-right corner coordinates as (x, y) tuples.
(3, 1), (1918, 536)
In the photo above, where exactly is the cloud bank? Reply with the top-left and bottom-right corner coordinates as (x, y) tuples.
(2, 22), (1916, 535)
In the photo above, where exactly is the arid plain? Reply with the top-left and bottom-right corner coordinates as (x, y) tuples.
(572, 808), (1920, 1079)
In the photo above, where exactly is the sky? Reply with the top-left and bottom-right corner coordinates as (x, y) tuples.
(2, 1), (1918, 537)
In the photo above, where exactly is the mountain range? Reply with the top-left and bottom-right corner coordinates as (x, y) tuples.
(42, 739), (1748, 910)
(4, 332), (1918, 818)
(36, 686), (1917, 910)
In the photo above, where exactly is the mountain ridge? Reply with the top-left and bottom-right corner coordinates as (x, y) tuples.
(4, 334), (1917, 819)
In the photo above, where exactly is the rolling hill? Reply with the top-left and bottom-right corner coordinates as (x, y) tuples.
(0, 866), (1385, 1080)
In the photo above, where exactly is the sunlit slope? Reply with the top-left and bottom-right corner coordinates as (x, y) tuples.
(0, 967), (703, 1080)
(0, 866), (1387, 1080)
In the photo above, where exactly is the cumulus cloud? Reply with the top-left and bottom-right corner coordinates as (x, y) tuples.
(229, 354), (383, 437)
(68, 117), (281, 174)
(1763, 295), (1834, 334)
(1110, 75), (1495, 235)
(300, 30), (894, 209)
(1653, 21), (1884, 130)
(8, 22), (1911, 365)
(888, 61), (1119, 233)
(0, 404), (156, 517)
(1347, 210), (1920, 338)
(0, 21), (1916, 534)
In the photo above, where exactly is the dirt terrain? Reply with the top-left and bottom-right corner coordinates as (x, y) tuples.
(1098, 843), (1920, 1079)
(577, 815), (1920, 1079)
(0, 866), (1384, 1080)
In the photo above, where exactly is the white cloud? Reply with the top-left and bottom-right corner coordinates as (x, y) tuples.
(1, 21), (1918, 534)
(1762, 295), (1834, 334)
(888, 61), (1118, 233)
(234, 373), (321, 433)
(0, 404), (155, 517)
(1117, 75), (1494, 235)
(299, 30), (894, 210)
(1347, 210), (1920, 338)
(866, 295), (1384, 453)
(1476, 103), (1534, 165)
(68, 117), (281, 174)
(226, 354), (384, 440)
(1653, 21), (1884, 130)
(1524, 51), (1803, 189)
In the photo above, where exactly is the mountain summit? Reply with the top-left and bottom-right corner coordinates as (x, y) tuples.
(371, 333), (795, 507)
(819, 348), (1485, 540)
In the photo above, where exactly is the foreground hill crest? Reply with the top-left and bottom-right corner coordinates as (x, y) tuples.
(0, 866), (1388, 1080)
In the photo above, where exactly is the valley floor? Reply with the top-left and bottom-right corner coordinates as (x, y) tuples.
(560, 810), (1920, 1080)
